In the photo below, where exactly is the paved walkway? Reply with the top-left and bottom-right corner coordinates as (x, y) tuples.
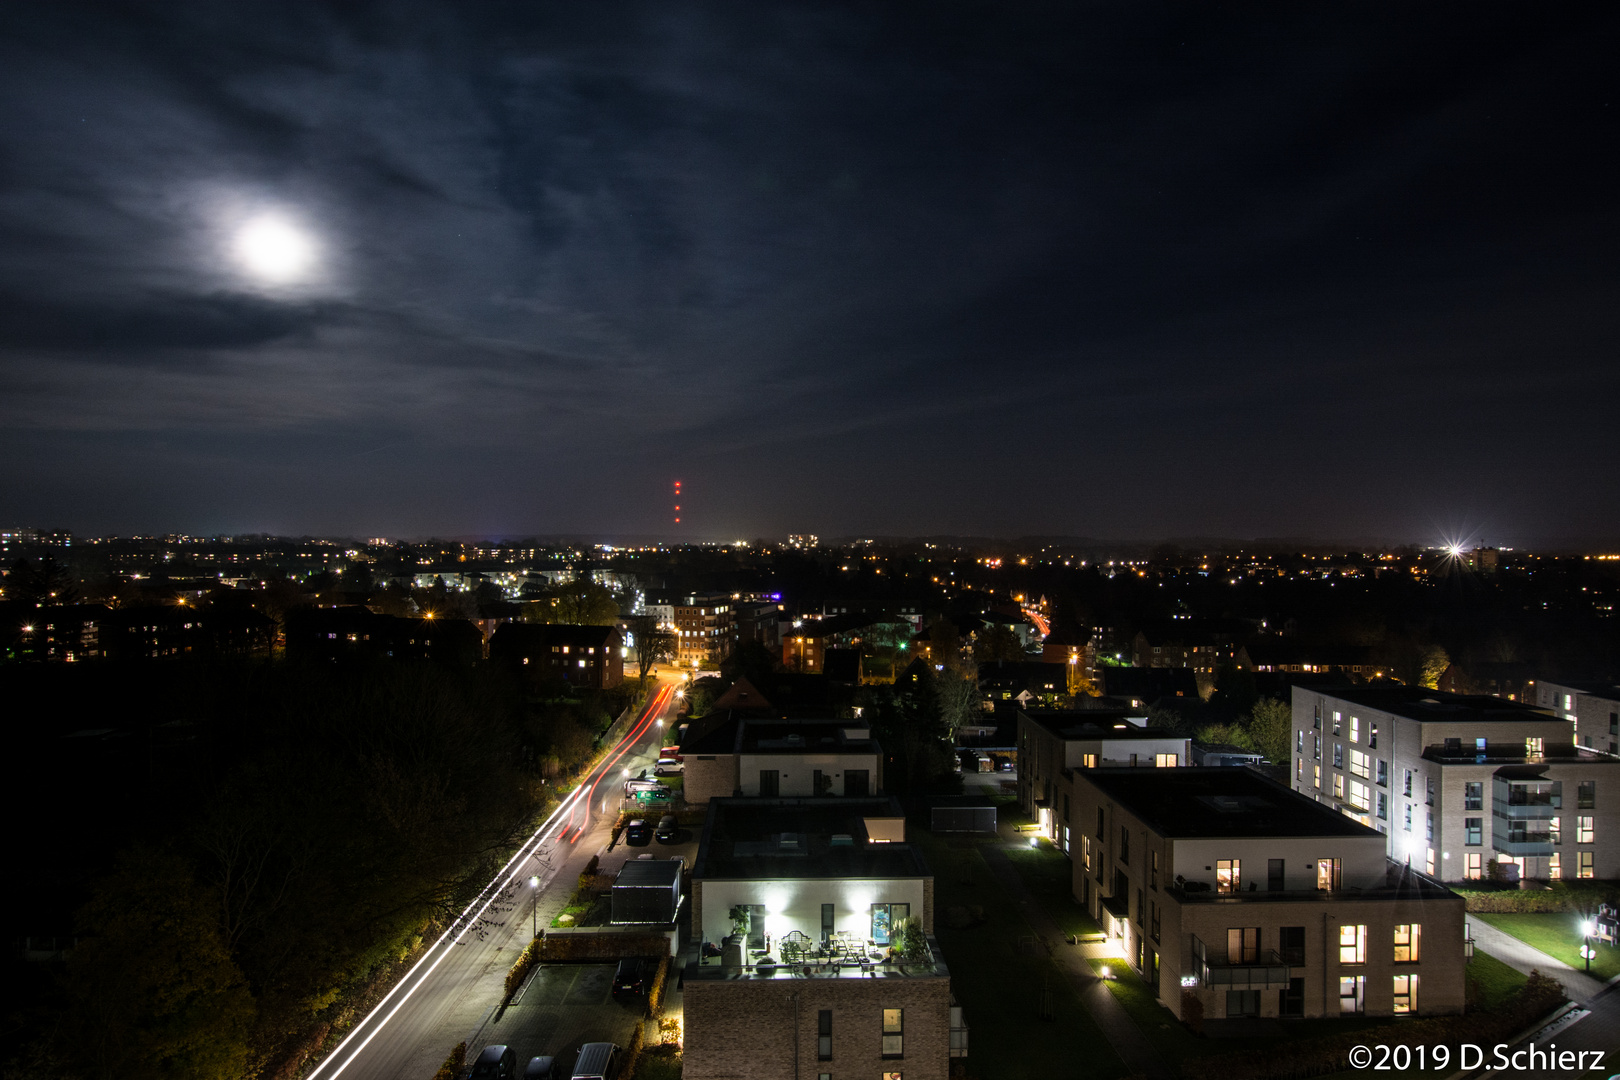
(982, 843), (1171, 1079)
(1467, 917), (1608, 1003)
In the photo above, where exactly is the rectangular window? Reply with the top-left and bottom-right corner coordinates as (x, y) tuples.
(1465, 853), (1482, 879)
(1578, 816), (1595, 844)
(881, 1008), (904, 1058)
(1317, 858), (1342, 891)
(1151, 901), (1161, 942)
(1550, 816), (1561, 845)
(1297, 730), (1304, 754)
(1349, 750), (1370, 779)
(1339, 975), (1364, 1014)
(1296, 757), (1304, 782)
(1579, 851), (1594, 879)
(1377, 792), (1388, 820)
(1083, 753), (1098, 768)
(1082, 834), (1092, 870)
(1332, 711), (1342, 736)
(1217, 859), (1240, 893)
(1404, 803), (1412, 831)
(1370, 723), (1378, 749)
(1314, 763), (1321, 790)
(1426, 776), (1435, 806)
(1313, 734), (1321, 760)
(1550, 851), (1562, 879)
(1155, 753), (1177, 767)
(1339, 924), (1367, 964)
(871, 903), (909, 944)
(1097, 807), (1104, 839)
(1404, 769), (1413, 797)
(1527, 737), (1544, 760)
(1393, 924), (1421, 963)
(1579, 781), (1596, 809)
(1426, 811), (1434, 842)
(1151, 851), (1159, 890)
(1348, 781), (1370, 811)
(822, 903), (835, 943)
(1120, 826), (1130, 865)
(1426, 847), (1436, 875)
(818, 1010), (833, 1060)
(1464, 781), (1483, 811)
(1392, 974), (1419, 1015)
(1268, 858), (1285, 891)
(1314, 703), (1321, 729)
(1350, 716), (1360, 743)
(1227, 927), (1260, 964)
(1465, 818), (1482, 845)
(1333, 774), (1345, 800)
(1333, 743), (1344, 769)
(1279, 926), (1306, 965)
(759, 769), (780, 796)
(1376, 759), (1387, 787)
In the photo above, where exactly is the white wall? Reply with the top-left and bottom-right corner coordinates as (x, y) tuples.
(738, 752), (880, 796)
(697, 877), (928, 946)
(1170, 835), (1388, 892)
(1062, 736), (1189, 769)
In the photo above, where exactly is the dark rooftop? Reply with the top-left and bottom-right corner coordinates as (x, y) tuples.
(1424, 750), (1620, 771)
(1019, 709), (1176, 741)
(1313, 686), (1563, 724)
(1079, 767), (1382, 840)
(683, 716), (877, 756)
(693, 797), (929, 880)
(615, 859), (682, 889)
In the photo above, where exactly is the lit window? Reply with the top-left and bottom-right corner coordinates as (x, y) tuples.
(1217, 860), (1240, 893)
(1333, 774), (1345, 800)
(1578, 816), (1595, 844)
(1338, 924), (1366, 964)
(881, 1008), (904, 1058)
(1393, 924), (1421, 962)
(1579, 851), (1595, 879)
(1392, 974), (1419, 1014)
(1465, 853), (1482, 879)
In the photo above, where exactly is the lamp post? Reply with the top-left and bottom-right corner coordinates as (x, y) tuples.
(1582, 918), (1597, 973)
(529, 875), (540, 938)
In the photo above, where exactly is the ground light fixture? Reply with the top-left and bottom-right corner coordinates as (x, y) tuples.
(529, 875), (540, 938)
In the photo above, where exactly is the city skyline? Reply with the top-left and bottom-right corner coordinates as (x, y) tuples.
(2, 4), (1618, 541)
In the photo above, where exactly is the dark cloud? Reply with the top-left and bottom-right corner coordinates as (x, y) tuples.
(0, 1), (1617, 540)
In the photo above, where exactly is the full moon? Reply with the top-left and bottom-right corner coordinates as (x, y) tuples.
(233, 214), (317, 283)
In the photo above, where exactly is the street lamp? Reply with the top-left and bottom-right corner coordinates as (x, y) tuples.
(529, 875), (540, 938)
(1582, 918), (1597, 973)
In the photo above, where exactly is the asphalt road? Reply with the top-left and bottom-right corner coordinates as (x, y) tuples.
(304, 680), (679, 1080)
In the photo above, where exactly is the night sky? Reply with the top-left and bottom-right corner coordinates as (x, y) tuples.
(2, 3), (1617, 543)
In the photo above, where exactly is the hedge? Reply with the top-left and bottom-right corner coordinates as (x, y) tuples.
(430, 1041), (466, 1080)
(647, 954), (671, 1017)
(1453, 880), (1617, 913)
(504, 937), (543, 1002)
(1179, 973), (1567, 1080)
(538, 931), (670, 962)
(620, 1020), (645, 1080)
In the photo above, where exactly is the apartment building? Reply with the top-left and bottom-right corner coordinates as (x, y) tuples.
(1530, 678), (1620, 756)
(1017, 708), (1191, 846)
(674, 594), (734, 668)
(1064, 768), (1465, 1021)
(682, 797), (958, 1080)
(1290, 686), (1620, 881)
(489, 622), (625, 688)
(681, 717), (884, 804)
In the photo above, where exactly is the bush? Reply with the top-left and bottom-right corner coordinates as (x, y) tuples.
(620, 1020), (645, 1080)
(1455, 880), (1617, 913)
(431, 1041), (466, 1080)
(538, 932), (670, 962)
(647, 954), (671, 1017)
(504, 937), (542, 1002)
(1180, 973), (1567, 1080)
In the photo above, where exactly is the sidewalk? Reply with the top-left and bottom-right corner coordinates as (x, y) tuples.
(1467, 918), (1608, 1003)
(982, 842), (1171, 1079)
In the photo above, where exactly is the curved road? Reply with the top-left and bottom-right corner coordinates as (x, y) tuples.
(305, 681), (679, 1080)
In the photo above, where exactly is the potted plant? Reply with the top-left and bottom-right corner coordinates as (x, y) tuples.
(898, 917), (929, 966)
(728, 905), (751, 942)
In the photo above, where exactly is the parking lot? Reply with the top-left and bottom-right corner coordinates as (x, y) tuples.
(470, 964), (646, 1072)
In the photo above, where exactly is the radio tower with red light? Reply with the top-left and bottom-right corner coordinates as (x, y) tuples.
(673, 480), (682, 524)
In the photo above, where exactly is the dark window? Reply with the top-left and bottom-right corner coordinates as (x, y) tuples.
(1333, 743), (1343, 769)
(1464, 782), (1483, 811)
(1097, 807), (1105, 839)
(1369, 724), (1379, 750)
(1313, 704), (1321, 729)
(1227, 989), (1261, 1017)
(1279, 926), (1306, 966)
(1465, 818), (1482, 846)
(844, 769), (869, 797)
(1136, 888), (1144, 926)
(1150, 901), (1160, 942)
(1579, 781), (1596, 810)
(759, 770), (780, 796)
(1267, 859), (1285, 892)
(822, 903), (835, 943)
(1376, 760), (1387, 787)
(818, 1010), (832, 1060)
(1426, 777), (1435, 806)
(1280, 977), (1305, 1018)
(1151, 851), (1159, 889)
(1114, 868), (1129, 901)
(812, 770), (831, 796)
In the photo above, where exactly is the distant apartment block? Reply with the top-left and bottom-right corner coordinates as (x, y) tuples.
(1017, 708), (1191, 844)
(1530, 678), (1620, 756)
(1064, 768), (1466, 1021)
(680, 717), (883, 804)
(1290, 686), (1620, 882)
(490, 621), (625, 688)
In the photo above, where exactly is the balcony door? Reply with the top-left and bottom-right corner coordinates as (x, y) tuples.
(760, 769), (780, 796)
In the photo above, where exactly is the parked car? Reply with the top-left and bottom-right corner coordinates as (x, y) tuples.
(654, 814), (679, 842)
(524, 1057), (562, 1080)
(612, 959), (646, 996)
(659, 745), (683, 762)
(654, 759), (683, 776)
(469, 1045), (517, 1080)
(570, 1042), (620, 1080)
(624, 819), (651, 844)
(633, 787), (673, 805)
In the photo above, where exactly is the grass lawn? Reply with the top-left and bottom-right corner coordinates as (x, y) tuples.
(1466, 946), (1529, 1009)
(1002, 842), (1103, 940)
(914, 831), (1131, 1080)
(1475, 912), (1620, 980)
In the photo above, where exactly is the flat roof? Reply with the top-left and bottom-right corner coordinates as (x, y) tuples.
(693, 797), (930, 880)
(683, 716), (877, 756)
(1311, 686), (1563, 725)
(1019, 709), (1175, 741)
(1078, 767), (1381, 840)
(615, 860), (682, 888)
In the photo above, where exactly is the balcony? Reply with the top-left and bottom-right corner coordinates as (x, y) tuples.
(1195, 943), (1292, 990)
(1493, 832), (1554, 857)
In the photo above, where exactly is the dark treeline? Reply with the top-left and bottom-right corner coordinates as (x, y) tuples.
(1, 657), (633, 1080)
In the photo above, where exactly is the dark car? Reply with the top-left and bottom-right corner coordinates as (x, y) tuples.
(624, 818), (651, 844)
(524, 1056), (562, 1080)
(469, 1044), (517, 1080)
(612, 958), (646, 996)
(654, 814), (679, 843)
